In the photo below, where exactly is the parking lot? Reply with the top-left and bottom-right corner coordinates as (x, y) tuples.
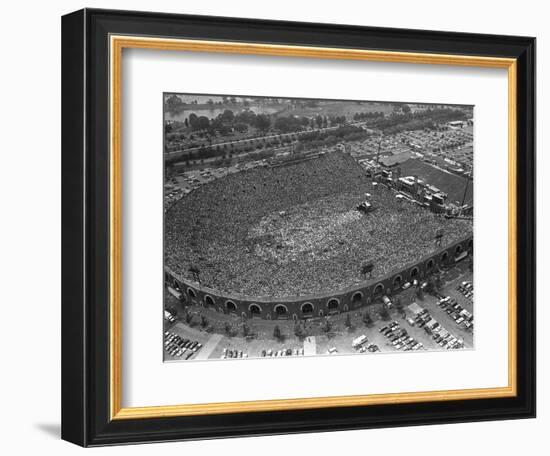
(164, 264), (473, 361)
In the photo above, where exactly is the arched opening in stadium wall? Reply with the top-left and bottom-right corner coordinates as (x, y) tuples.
(274, 304), (289, 319)
(225, 300), (237, 313)
(204, 295), (214, 307)
(410, 267), (419, 279)
(393, 275), (403, 290)
(374, 283), (384, 298)
(426, 258), (435, 272)
(352, 292), (363, 305)
(187, 287), (196, 298)
(249, 304), (262, 316)
(327, 299), (340, 312)
(301, 302), (314, 316)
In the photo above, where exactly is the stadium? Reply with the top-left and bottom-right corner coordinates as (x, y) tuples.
(164, 150), (473, 320)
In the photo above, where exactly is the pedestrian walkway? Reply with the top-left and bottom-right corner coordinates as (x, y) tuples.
(195, 334), (223, 360)
(303, 336), (317, 356)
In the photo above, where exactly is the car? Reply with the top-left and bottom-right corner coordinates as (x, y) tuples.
(402, 282), (411, 290)
(379, 326), (389, 333)
(456, 317), (465, 324)
(327, 347), (338, 354)
(286, 348), (292, 356)
(267, 349), (273, 356)
(164, 310), (176, 323)
(261, 349), (266, 357)
(406, 318), (416, 327)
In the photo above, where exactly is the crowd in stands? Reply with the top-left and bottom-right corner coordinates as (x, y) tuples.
(165, 151), (472, 298)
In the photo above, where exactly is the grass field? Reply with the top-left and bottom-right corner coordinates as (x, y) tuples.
(398, 158), (473, 205)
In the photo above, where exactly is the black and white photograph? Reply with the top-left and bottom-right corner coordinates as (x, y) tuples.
(163, 94), (475, 362)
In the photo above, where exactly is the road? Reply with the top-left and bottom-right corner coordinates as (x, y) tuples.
(303, 336), (317, 356)
(165, 123), (358, 157)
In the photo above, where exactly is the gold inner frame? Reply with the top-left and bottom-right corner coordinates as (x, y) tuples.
(109, 35), (517, 420)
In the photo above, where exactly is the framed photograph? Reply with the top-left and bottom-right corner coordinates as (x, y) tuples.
(61, 8), (536, 446)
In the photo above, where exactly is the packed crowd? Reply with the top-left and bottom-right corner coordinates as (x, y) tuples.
(165, 151), (472, 298)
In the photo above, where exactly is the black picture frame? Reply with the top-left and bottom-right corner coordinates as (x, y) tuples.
(62, 8), (536, 447)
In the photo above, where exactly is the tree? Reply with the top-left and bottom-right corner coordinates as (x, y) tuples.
(315, 115), (323, 128)
(434, 273), (442, 292)
(242, 323), (250, 338)
(380, 306), (390, 321)
(188, 113), (198, 129)
(273, 325), (283, 341)
(221, 109), (234, 124)
(195, 116), (210, 131)
(165, 94), (183, 110)
(200, 314), (209, 328)
(363, 312), (373, 327)
(416, 286), (424, 300)
(184, 312), (193, 325)
(224, 322), (233, 336)
(395, 297), (405, 316)
(294, 323), (304, 339)
(321, 317), (332, 334)
(345, 313), (353, 329)
(254, 114), (271, 132)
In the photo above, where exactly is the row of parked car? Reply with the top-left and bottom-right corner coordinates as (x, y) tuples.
(413, 308), (464, 349)
(262, 347), (304, 357)
(379, 321), (425, 351)
(164, 309), (176, 324)
(164, 331), (203, 359)
(438, 295), (474, 331)
(220, 348), (249, 359)
(352, 334), (380, 353)
(457, 281), (474, 300)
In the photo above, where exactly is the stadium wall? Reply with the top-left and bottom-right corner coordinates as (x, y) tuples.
(165, 235), (473, 320)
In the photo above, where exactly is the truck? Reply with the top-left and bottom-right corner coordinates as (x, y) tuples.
(352, 335), (368, 349)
